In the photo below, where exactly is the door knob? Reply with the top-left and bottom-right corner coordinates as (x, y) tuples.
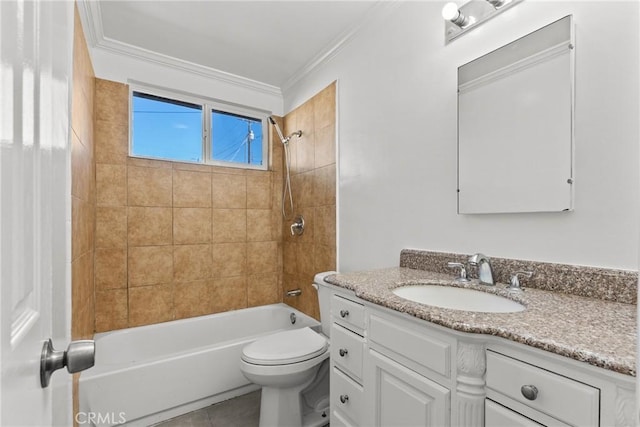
(40, 338), (95, 388)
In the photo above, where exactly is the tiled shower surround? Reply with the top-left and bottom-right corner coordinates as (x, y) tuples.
(89, 80), (336, 331)
(71, 6), (96, 341)
(282, 84), (337, 319)
(71, 6), (96, 421)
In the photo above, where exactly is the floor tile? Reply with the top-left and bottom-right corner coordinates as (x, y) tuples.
(151, 391), (261, 427)
(153, 408), (210, 427)
(206, 391), (261, 427)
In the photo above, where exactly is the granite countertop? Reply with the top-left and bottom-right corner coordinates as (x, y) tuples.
(325, 267), (637, 376)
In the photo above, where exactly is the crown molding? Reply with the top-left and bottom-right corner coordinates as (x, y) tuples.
(97, 36), (282, 96)
(75, 0), (282, 97)
(76, 0), (103, 50)
(76, 0), (393, 98)
(280, 0), (401, 93)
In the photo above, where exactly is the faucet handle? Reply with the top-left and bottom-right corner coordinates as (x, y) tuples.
(508, 271), (534, 292)
(447, 262), (470, 282)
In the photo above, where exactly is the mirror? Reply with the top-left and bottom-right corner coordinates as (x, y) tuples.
(457, 15), (574, 214)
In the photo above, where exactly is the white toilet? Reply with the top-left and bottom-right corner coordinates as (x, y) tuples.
(240, 272), (334, 427)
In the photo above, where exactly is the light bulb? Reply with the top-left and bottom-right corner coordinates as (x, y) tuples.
(441, 2), (468, 26)
(441, 2), (460, 21)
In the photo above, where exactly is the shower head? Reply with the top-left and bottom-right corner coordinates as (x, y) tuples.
(269, 116), (287, 144)
(268, 116), (302, 145)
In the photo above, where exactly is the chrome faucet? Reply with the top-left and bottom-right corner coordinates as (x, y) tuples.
(468, 253), (494, 286)
(507, 271), (533, 292)
(447, 262), (470, 282)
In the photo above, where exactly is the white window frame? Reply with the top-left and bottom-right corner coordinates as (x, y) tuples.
(129, 83), (269, 170)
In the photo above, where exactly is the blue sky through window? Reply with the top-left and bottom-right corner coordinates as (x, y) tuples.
(132, 91), (264, 167)
(212, 110), (263, 166)
(132, 93), (202, 162)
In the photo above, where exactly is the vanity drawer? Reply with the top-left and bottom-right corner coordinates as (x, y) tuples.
(331, 323), (364, 381)
(368, 314), (451, 378)
(486, 351), (599, 427)
(332, 294), (365, 331)
(485, 399), (544, 427)
(331, 366), (364, 425)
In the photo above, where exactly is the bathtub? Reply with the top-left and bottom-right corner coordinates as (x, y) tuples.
(79, 304), (320, 427)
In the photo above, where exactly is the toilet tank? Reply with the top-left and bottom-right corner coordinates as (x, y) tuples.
(313, 271), (337, 338)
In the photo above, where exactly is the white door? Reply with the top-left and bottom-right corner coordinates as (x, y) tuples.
(1, 1), (74, 426)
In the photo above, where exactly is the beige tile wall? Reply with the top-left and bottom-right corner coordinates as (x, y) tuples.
(71, 5), (95, 341)
(93, 78), (335, 330)
(282, 82), (337, 320)
(93, 79), (285, 331)
(71, 5), (96, 424)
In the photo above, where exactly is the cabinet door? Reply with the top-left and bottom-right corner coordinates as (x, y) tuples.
(365, 349), (450, 427)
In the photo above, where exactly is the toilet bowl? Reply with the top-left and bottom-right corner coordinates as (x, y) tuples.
(240, 272), (335, 427)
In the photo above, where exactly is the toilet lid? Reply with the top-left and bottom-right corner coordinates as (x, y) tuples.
(242, 327), (328, 366)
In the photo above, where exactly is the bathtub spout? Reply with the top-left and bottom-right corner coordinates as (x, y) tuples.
(285, 289), (302, 297)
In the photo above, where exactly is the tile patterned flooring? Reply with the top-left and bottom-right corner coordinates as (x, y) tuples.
(152, 391), (261, 427)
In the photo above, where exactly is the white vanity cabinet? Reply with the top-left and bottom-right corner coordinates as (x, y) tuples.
(364, 311), (454, 427)
(486, 350), (599, 427)
(329, 293), (366, 426)
(328, 287), (457, 427)
(325, 285), (635, 427)
(365, 340), (451, 426)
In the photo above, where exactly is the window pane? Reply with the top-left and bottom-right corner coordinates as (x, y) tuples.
(132, 92), (203, 162)
(211, 110), (263, 166)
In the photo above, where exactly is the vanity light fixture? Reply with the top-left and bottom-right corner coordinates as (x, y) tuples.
(443, 0), (524, 44)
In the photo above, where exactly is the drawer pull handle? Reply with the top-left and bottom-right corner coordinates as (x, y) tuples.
(340, 310), (349, 318)
(339, 348), (349, 357)
(339, 394), (349, 404)
(521, 385), (538, 401)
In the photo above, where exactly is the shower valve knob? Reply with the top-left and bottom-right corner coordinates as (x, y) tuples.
(290, 215), (305, 236)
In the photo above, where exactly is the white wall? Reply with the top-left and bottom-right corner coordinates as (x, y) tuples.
(90, 48), (284, 115)
(284, 1), (640, 271)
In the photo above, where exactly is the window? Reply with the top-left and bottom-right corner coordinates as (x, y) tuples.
(211, 110), (263, 165)
(131, 87), (268, 169)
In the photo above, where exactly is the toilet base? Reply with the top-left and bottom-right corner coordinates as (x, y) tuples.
(258, 385), (329, 427)
(258, 384), (306, 427)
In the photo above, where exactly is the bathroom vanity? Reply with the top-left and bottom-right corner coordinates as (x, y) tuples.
(322, 256), (636, 427)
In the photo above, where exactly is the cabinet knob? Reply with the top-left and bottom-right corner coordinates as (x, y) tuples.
(339, 348), (349, 357)
(340, 309), (349, 318)
(521, 384), (538, 401)
(339, 394), (349, 404)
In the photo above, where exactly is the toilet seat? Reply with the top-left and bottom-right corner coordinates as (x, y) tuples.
(242, 327), (328, 366)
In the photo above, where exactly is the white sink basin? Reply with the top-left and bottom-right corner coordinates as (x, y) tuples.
(393, 285), (525, 313)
